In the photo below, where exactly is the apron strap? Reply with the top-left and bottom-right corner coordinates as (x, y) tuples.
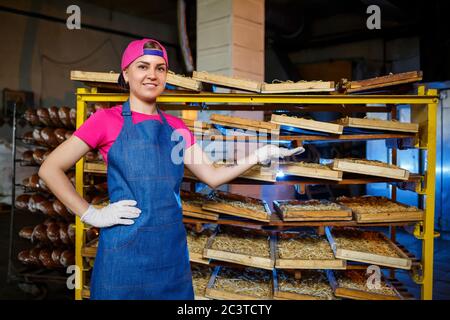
(157, 108), (169, 126)
(121, 100), (133, 128)
(122, 100), (169, 130)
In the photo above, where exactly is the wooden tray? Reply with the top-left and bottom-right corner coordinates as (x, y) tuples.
(205, 266), (273, 300)
(182, 118), (212, 134)
(84, 161), (107, 174)
(327, 270), (403, 300)
(325, 227), (412, 270)
(167, 72), (202, 91)
(81, 239), (98, 258)
(192, 71), (261, 92)
(191, 264), (214, 300)
(275, 232), (346, 269)
(271, 114), (343, 134)
(181, 191), (219, 221)
(186, 227), (215, 265)
(336, 196), (424, 223)
(279, 162), (343, 181)
(71, 70), (202, 91)
(273, 270), (336, 300)
(261, 81), (335, 93)
(338, 116), (419, 133)
(344, 71), (422, 93)
(203, 227), (275, 270)
(331, 159), (409, 180)
(273, 200), (352, 222)
(211, 114), (280, 135)
(202, 191), (272, 222)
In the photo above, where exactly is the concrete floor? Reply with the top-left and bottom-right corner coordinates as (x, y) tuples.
(1, 208), (449, 300)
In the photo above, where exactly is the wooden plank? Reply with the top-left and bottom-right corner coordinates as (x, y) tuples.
(345, 71), (423, 93)
(167, 72), (202, 91)
(211, 113), (280, 132)
(332, 159), (409, 180)
(82, 288), (91, 299)
(81, 246), (97, 258)
(191, 264), (213, 300)
(203, 228), (274, 270)
(204, 249), (274, 270)
(261, 81), (335, 93)
(192, 71), (261, 92)
(271, 114), (343, 134)
(274, 232), (346, 269)
(327, 270), (403, 300)
(189, 252), (211, 265)
(205, 266), (273, 300)
(273, 200), (352, 222)
(183, 210), (219, 221)
(71, 70), (203, 91)
(202, 191), (272, 222)
(187, 228), (214, 265)
(71, 70), (118, 83)
(280, 162), (343, 181)
(273, 200), (352, 221)
(181, 191), (220, 220)
(84, 162), (107, 174)
(273, 270), (336, 300)
(338, 116), (419, 133)
(355, 211), (423, 223)
(325, 227), (412, 270)
(182, 118), (212, 134)
(336, 196), (424, 224)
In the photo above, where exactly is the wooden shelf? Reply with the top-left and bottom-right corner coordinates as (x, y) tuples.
(85, 161), (422, 186)
(182, 213), (419, 229)
(194, 132), (416, 144)
(185, 174), (422, 186)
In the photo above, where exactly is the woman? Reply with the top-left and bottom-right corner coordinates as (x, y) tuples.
(39, 38), (304, 300)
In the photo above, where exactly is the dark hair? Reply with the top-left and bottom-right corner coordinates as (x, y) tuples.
(117, 41), (165, 91)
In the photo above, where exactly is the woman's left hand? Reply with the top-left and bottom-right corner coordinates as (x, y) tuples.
(254, 145), (305, 164)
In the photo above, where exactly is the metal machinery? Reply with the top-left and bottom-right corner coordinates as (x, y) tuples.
(74, 86), (438, 300)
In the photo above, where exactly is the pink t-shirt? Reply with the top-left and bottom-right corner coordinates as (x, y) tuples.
(74, 105), (196, 164)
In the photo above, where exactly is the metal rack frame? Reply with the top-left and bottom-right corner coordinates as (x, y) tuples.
(74, 86), (438, 300)
(7, 103), (69, 297)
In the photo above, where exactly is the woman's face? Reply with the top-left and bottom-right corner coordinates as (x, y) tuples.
(123, 54), (167, 101)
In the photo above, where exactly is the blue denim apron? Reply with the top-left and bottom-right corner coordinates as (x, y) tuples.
(90, 100), (194, 300)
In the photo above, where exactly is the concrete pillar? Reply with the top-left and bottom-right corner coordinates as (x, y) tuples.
(196, 0), (265, 198)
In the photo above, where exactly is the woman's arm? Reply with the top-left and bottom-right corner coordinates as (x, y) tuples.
(39, 136), (141, 227)
(184, 144), (304, 189)
(38, 136), (91, 217)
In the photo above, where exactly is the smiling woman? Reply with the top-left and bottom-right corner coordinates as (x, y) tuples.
(38, 37), (304, 301)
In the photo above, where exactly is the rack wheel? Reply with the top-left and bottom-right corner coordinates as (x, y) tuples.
(17, 282), (48, 300)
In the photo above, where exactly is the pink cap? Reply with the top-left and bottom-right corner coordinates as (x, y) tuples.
(120, 38), (169, 70)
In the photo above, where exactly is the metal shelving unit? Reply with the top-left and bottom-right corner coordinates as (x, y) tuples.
(7, 103), (70, 299)
(74, 86), (438, 300)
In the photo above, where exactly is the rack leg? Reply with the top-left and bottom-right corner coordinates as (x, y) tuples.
(421, 91), (438, 300)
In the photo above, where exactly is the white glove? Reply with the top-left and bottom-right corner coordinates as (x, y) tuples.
(254, 145), (305, 164)
(80, 200), (141, 228)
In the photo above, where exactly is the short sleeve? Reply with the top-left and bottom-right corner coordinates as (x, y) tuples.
(171, 118), (196, 149)
(73, 109), (107, 149)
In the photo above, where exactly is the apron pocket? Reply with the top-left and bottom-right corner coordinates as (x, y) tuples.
(135, 222), (188, 270)
(100, 226), (139, 252)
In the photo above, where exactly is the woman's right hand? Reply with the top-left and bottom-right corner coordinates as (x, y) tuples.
(81, 200), (141, 228)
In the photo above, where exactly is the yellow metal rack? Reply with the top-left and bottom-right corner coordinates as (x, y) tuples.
(74, 86), (438, 300)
